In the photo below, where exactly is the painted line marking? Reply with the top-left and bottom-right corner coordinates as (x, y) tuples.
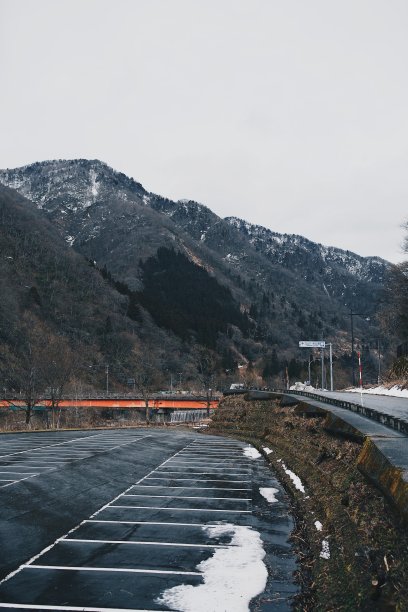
(132, 485), (251, 491)
(0, 471), (39, 476)
(166, 460), (251, 466)
(85, 519), (235, 527)
(0, 433), (105, 459)
(0, 436), (242, 591)
(0, 433), (148, 460)
(0, 466), (55, 470)
(23, 564), (201, 576)
(122, 494), (251, 501)
(0, 604), (159, 611)
(107, 505), (251, 513)
(145, 477), (251, 482)
(151, 470), (249, 476)
(61, 538), (229, 549)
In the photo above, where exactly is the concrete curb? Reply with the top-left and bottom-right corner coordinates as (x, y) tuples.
(357, 438), (408, 523)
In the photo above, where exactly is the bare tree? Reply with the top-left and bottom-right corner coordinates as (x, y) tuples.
(37, 335), (76, 428)
(194, 347), (218, 414)
(380, 261), (408, 338)
(16, 318), (45, 426)
(132, 345), (163, 423)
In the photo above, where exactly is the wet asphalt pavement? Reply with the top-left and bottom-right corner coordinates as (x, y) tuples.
(317, 390), (408, 422)
(0, 428), (297, 611)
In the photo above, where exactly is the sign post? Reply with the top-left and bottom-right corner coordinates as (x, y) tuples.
(299, 341), (326, 348)
(299, 341), (333, 391)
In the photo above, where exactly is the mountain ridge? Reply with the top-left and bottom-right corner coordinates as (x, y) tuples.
(0, 159), (389, 384)
(0, 158), (387, 268)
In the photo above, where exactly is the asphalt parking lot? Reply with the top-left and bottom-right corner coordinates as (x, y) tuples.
(0, 428), (297, 611)
(0, 430), (150, 488)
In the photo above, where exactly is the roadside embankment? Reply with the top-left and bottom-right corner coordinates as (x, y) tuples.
(207, 395), (408, 611)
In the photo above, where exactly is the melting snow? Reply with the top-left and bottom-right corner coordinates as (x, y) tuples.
(65, 235), (75, 246)
(157, 523), (268, 612)
(243, 445), (261, 459)
(347, 385), (408, 398)
(320, 539), (330, 559)
(290, 382), (315, 392)
(277, 460), (305, 493)
(260, 487), (279, 503)
(262, 446), (273, 455)
(314, 521), (323, 531)
(90, 168), (99, 197)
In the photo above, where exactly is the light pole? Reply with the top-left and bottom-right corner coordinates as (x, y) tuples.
(105, 365), (109, 394)
(349, 310), (369, 387)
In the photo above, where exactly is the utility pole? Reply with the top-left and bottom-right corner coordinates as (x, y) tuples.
(350, 310), (356, 387)
(377, 340), (381, 384)
(328, 343), (333, 391)
(349, 309), (370, 387)
(105, 364), (109, 394)
(321, 347), (324, 390)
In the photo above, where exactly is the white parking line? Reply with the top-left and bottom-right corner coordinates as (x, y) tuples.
(107, 505), (251, 513)
(24, 565), (201, 576)
(0, 467), (53, 471)
(0, 471), (38, 480)
(133, 485), (251, 491)
(61, 538), (228, 549)
(0, 434), (150, 489)
(145, 477), (251, 482)
(0, 604), (159, 611)
(0, 434), (104, 459)
(154, 470), (249, 475)
(0, 436), (256, 610)
(86, 519), (234, 527)
(166, 460), (251, 466)
(122, 494), (250, 501)
(0, 474), (39, 487)
(0, 438), (202, 587)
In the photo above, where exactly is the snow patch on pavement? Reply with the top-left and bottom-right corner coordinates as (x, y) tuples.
(347, 385), (408, 398)
(260, 487), (279, 503)
(243, 445), (261, 459)
(157, 523), (268, 612)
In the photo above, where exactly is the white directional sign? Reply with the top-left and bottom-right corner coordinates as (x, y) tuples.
(299, 341), (326, 348)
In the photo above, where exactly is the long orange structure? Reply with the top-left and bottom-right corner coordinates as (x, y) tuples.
(0, 398), (219, 410)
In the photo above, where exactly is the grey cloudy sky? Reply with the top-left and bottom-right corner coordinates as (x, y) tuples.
(1, 0), (407, 262)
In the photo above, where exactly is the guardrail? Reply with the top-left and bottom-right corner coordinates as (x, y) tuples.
(279, 389), (408, 436)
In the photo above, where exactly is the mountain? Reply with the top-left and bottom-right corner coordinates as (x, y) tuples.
(0, 159), (390, 385)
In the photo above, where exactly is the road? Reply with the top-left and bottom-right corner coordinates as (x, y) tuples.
(0, 428), (297, 611)
(315, 390), (408, 422)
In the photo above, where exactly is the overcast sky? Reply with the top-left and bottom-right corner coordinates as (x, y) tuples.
(1, 0), (407, 262)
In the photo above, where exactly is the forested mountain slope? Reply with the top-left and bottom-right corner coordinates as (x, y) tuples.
(0, 160), (389, 385)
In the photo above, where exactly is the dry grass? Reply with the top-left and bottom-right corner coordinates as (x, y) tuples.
(208, 396), (408, 611)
